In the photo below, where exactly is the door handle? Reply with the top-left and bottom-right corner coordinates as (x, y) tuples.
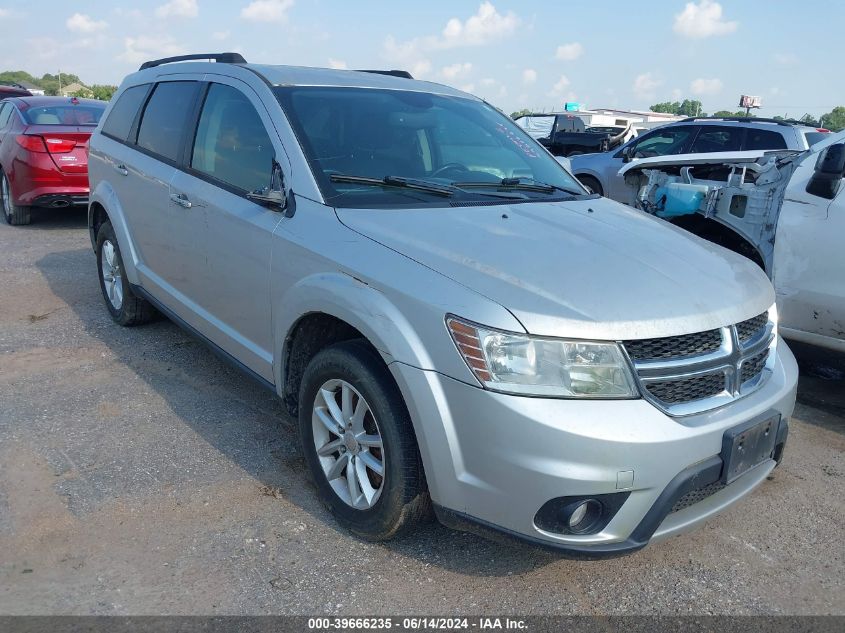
(113, 163), (128, 176)
(169, 192), (193, 208)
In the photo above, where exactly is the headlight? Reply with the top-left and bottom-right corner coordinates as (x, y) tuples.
(447, 316), (639, 398)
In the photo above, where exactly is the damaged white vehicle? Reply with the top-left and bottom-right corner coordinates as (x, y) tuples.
(620, 131), (845, 353)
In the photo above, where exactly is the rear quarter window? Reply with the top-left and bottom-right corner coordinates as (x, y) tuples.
(136, 82), (198, 162)
(803, 131), (828, 147)
(744, 128), (788, 150)
(102, 85), (150, 141)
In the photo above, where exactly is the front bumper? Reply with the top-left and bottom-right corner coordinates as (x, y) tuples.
(389, 338), (798, 555)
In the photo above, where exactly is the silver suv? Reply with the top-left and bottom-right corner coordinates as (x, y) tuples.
(88, 54), (798, 556)
(571, 117), (828, 204)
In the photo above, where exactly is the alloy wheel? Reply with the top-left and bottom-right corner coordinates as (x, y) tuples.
(100, 239), (124, 310)
(311, 379), (385, 510)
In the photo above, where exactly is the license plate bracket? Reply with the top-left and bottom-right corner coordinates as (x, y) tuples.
(721, 414), (780, 484)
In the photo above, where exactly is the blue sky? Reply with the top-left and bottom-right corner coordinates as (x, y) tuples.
(0, 1), (842, 118)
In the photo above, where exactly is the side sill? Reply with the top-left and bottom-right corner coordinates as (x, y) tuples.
(130, 283), (277, 394)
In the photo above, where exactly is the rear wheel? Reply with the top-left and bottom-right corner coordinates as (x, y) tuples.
(577, 175), (603, 196)
(1, 171), (31, 226)
(298, 340), (430, 540)
(96, 221), (157, 326)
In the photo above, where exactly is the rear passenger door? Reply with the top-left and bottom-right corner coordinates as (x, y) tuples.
(168, 79), (285, 381)
(102, 79), (205, 315)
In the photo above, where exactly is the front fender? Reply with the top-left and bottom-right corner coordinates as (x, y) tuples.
(274, 271), (451, 389)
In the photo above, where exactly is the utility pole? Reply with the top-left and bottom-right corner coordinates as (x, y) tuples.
(58, 70), (63, 95)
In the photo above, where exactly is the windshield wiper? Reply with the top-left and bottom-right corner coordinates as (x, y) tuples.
(329, 174), (455, 197)
(452, 177), (586, 197)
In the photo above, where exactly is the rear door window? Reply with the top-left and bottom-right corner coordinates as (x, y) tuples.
(101, 85), (150, 141)
(136, 81), (199, 162)
(689, 126), (743, 153)
(743, 128), (788, 150)
(190, 83), (275, 193)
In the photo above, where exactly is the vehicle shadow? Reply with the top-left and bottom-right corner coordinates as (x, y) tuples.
(11, 206), (87, 229)
(36, 247), (562, 577)
(789, 340), (845, 435)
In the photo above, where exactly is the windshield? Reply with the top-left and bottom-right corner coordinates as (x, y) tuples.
(274, 86), (587, 208)
(22, 102), (105, 126)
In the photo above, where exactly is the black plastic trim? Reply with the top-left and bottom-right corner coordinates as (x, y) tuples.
(435, 455), (723, 558)
(130, 283), (276, 394)
(139, 52), (246, 71)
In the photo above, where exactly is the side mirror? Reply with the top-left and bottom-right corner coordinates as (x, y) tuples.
(247, 160), (295, 216)
(621, 145), (634, 163)
(806, 143), (845, 199)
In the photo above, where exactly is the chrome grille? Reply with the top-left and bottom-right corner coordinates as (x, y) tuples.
(741, 349), (770, 385)
(736, 312), (768, 344)
(644, 371), (726, 405)
(623, 311), (776, 416)
(624, 329), (722, 362)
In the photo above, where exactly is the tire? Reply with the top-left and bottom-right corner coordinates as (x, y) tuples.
(298, 340), (430, 540)
(577, 175), (603, 196)
(1, 171), (31, 226)
(96, 221), (157, 326)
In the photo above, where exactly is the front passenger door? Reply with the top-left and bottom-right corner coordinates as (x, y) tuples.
(169, 81), (285, 382)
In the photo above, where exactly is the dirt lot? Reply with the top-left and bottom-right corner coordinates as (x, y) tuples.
(0, 209), (843, 615)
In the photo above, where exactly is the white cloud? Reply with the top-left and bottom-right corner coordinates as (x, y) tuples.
(555, 42), (583, 61)
(241, 0), (294, 23)
(440, 2), (519, 47)
(690, 77), (723, 95)
(671, 87), (683, 100)
(66, 13), (107, 33)
(411, 60), (432, 78)
(673, 1), (737, 39)
(441, 62), (472, 80)
(460, 83), (475, 94)
(522, 68), (537, 84)
(633, 72), (662, 100)
(155, 0), (199, 19)
(212, 30), (230, 41)
(328, 58), (348, 70)
(384, 2), (519, 73)
(550, 75), (571, 95)
(119, 35), (186, 64)
(0, 9), (9, 18)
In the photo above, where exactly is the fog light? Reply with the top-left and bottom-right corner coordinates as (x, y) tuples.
(566, 499), (603, 534)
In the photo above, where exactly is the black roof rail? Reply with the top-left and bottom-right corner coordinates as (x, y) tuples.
(355, 69), (413, 79)
(678, 116), (793, 127)
(139, 52), (247, 71)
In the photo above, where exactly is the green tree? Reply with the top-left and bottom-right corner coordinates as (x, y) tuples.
(820, 107), (845, 132)
(88, 84), (118, 101)
(713, 110), (753, 118)
(510, 108), (532, 119)
(650, 99), (703, 116)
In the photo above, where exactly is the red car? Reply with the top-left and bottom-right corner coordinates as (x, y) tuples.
(0, 96), (106, 225)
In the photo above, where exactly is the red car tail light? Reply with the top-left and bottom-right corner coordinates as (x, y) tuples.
(15, 135), (48, 152)
(43, 137), (77, 154)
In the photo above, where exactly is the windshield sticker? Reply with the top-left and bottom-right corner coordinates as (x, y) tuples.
(495, 122), (539, 159)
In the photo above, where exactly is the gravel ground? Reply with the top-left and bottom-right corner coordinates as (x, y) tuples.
(0, 208), (843, 615)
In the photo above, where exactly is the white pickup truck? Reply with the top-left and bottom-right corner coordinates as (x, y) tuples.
(620, 131), (845, 353)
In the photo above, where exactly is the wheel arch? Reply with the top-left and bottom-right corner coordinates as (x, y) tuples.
(88, 181), (142, 284)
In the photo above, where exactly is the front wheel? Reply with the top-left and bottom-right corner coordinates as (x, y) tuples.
(298, 340), (430, 540)
(577, 175), (603, 196)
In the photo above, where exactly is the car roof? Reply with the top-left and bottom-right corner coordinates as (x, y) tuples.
(129, 60), (476, 101)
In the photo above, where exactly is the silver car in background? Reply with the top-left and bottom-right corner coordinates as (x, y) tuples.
(570, 117), (828, 204)
(87, 54), (797, 556)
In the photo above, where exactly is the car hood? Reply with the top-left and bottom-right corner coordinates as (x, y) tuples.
(335, 198), (775, 340)
(616, 150), (797, 177)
